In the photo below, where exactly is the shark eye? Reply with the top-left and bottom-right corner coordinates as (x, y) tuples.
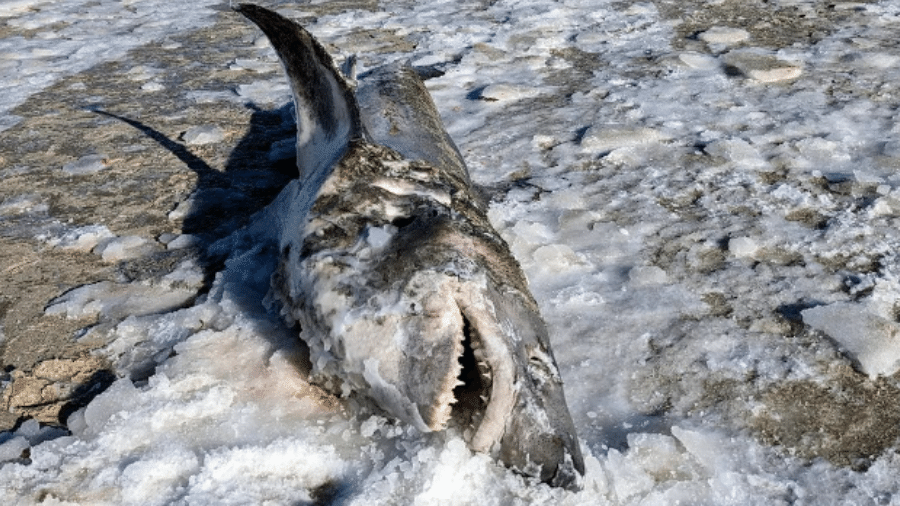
(528, 353), (554, 382)
(391, 216), (415, 228)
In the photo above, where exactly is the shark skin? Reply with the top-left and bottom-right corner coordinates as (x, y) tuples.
(234, 4), (585, 490)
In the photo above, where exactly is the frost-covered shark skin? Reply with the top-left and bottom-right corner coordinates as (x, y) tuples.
(235, 4), (584, 489)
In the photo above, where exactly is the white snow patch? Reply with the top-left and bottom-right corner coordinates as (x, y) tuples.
(802, 302), (900, 378)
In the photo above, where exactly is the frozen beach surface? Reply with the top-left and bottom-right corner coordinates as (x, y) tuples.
(3, 0), (900, 504)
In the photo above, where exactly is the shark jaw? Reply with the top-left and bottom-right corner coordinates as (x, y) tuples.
(436, 287), (585, 491)
(449, 302), (516, 455)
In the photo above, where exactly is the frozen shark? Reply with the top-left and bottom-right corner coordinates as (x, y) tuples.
(235, 4), (584, 489)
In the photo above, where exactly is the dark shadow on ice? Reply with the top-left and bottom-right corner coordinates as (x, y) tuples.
(308, 479), (351, 506)
(586, 411), (672, 456)
(776, 300), (822, 336)
(92, 105), (296, 293)
(67, 106), (305, 411)
(57, 368), (117, 425)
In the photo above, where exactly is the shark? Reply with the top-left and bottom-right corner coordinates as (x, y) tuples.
(234, 4), (585, 489)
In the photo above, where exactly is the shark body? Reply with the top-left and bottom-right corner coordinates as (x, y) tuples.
(235, 4), (584, 489)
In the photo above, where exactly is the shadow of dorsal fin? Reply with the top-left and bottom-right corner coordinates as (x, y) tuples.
(234, 3), (364, 181)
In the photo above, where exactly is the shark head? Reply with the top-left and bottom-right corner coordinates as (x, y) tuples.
(235, 3), (585, 490)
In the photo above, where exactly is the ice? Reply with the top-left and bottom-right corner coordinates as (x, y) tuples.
(61, 154), (109, 175)
(0, 194), (47, 215)
(580, 126), (671, 154)
(92, 235), (159, 262)
(728, 236), (759, 258)
(802, 302), (900, 378)
(480, 83), (542, 102)
(44, 260), (204, 322)
(678, 52), (720, 70)
(627, 266), (668, 287)
(236, 79), (292, 105)
(42, 225), (115, 252)
(747, 66), (803, 83)
(181, 125), (225, 145)
(0, 437), (29, 463)
(0, 420), (68, 463)
(164, 233), (200, 250)
(698, 26), (750, 46)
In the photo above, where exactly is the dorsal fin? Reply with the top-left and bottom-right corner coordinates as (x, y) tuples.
(234, 4), (364, 180)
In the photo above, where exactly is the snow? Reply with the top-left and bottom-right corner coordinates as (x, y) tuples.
(3, 0), (900, 504)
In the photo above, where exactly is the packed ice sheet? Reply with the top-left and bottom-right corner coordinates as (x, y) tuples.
(4, 0), (900, 504)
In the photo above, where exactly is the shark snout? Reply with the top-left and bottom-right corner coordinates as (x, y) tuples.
(498, 386), (585, 491)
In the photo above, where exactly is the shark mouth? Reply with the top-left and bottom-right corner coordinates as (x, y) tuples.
(451, 314), (491, 438)
(447, 305), (516, 454)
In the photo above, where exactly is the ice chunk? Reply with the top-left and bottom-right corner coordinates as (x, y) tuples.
(722, 52), (802, 83)
(628, 265), (668, 286)
(166, 234), (200, 250)
(93, 235), (158, 262)
(16, 418), (67, 446)
(45, 263), (203, 322)
(480, 83), (540, 101)
(533, 243), (585, 272)
(747, 66), (802, 83)
(802, 302), (900, 378)
(728, 236), (758, 258)
(581, 125), (670, 153)
(168, 197), (195, 221)
(45, 225), (115, 252)
(0, 194), (47, 215)
(83, 378), (141, 434)
(62, 154), (109, 175)
(230, 58), (279, 73)
(126, 65), (161, 81)
(671, 426), (728, 470)
(181, 124), (225, 145)
(141, 81), (165, 92)
(0, 436), (28, 462)
(705, 138), (767, 169)
(698, 26), (750, 46)
(679, 52), (719, 70)
(236, 79), (291, 105)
